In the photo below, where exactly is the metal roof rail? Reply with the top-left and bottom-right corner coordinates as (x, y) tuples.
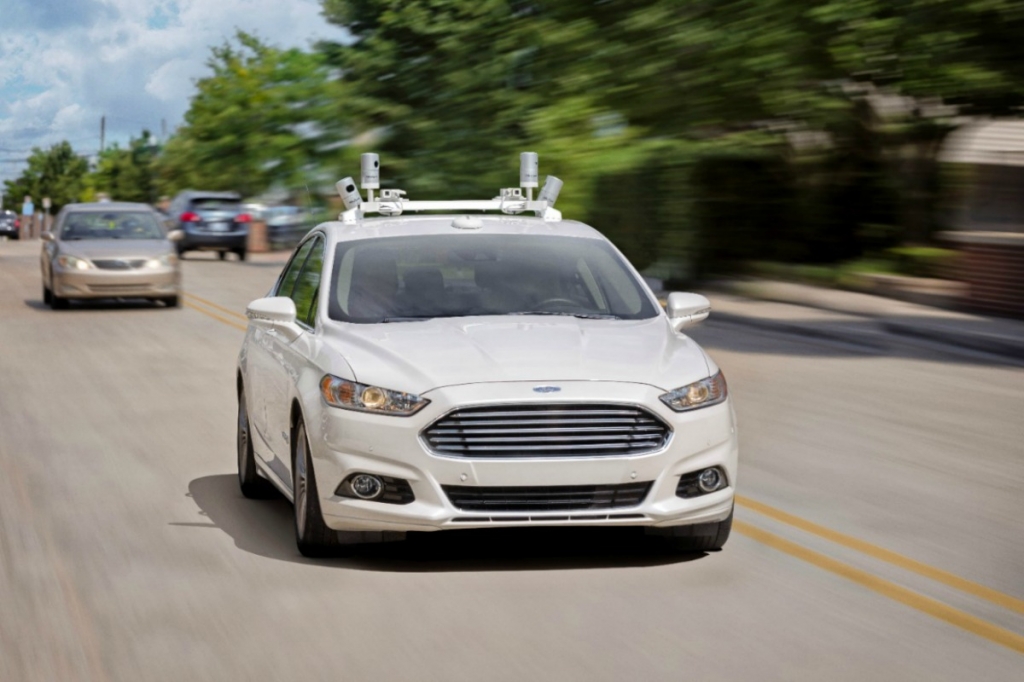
(337, 153), (563, 224)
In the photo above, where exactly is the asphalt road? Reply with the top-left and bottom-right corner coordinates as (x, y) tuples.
(1, 238), (1022, 681)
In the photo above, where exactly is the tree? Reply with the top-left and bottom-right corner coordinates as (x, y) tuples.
(2, 142), (89, 213)
(87, 131), (160, 204)
(154, 32), (343, 198)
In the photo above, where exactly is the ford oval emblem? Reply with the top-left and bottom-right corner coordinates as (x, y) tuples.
(533, 386), (561, 393)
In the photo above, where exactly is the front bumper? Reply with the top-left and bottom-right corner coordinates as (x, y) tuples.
(180, 227), (247, 251)
(309, 381), (738, 533)
(52, 265), (180, 299)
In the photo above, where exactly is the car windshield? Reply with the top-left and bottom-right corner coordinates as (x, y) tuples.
(328, 234), (659, 323)
(61, 211), (166, 240)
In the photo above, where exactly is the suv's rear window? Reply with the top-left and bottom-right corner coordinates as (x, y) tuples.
(191, 198), (240, 210)
(328, 234), (658, 323)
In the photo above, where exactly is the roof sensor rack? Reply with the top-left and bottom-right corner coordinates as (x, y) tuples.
(337, 152), (563, 224)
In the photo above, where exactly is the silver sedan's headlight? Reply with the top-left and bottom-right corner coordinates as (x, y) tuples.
(659, 371), (728, 412)
(320, 375), (430, 416)
(57, 254), (92, 270)
(145, 254), (176, 269)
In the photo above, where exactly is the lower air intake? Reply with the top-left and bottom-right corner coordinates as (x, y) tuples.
(442, 481), (652, 513)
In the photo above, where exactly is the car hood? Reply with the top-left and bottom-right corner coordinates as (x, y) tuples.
(59, 239), (171, 259)
(321, 316), (711, 395)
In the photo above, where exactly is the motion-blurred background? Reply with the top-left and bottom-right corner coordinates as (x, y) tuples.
(4, 0), (1024, 314)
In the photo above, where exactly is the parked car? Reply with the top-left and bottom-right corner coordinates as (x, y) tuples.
(168, 191), (250, 260)
(236, 155), (737, 557)
(40, 202), (182, 309)
(264, 205), (313, 250)
(0, 210), (20, 239)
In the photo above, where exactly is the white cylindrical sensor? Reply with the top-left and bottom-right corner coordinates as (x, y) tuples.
(336, 177), (362, 210)
(360, 153), (380, 189)
(538, 175), (563, 206)
(520, 152), (539, 188)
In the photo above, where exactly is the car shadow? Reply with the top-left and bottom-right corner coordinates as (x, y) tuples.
(180, 474), (707, 572)
(23, 298), (171, 312)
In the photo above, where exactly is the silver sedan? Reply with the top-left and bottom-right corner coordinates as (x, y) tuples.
(41, 202), (183, 309)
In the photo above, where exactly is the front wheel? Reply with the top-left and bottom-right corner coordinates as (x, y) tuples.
(293, 418), (341, 557)
(42, 285), (52, 305)
(162, 295), (180, 308)
(656, 508), (733, 553)
(235, 249), (247, 262)
(237, 389), (275, 499)
(50, 292), (69, 310)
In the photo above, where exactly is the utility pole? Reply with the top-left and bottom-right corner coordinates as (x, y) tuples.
(100, 115), (106, 152)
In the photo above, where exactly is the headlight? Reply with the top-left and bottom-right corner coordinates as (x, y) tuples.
(320, 375), (430, 416)
(57, 254), (92, 270)
(145, 254), (175, 269)
(659, 371), (728, 412)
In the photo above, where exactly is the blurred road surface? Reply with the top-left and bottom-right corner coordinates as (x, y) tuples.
(1, 239), (1022, 681)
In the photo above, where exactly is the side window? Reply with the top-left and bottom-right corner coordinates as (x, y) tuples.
(291, 237), (324, 327)
(275, 239), (315, 298)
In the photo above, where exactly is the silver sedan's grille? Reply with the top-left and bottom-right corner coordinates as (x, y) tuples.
(93, 259), (148, 270)
(422, 404), (671, 458)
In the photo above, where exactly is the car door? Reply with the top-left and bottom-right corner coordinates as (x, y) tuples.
(263, 235), (325, 479)
(246, 238), (315, 476)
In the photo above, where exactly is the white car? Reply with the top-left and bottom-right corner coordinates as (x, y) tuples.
(236, 154), (738, 557)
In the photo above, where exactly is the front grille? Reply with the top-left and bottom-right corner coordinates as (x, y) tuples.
(442, 482), (653, 512)
(93, 259), (148, 270)
(423, 404), (671, 457)
(87, 284), (151, 293)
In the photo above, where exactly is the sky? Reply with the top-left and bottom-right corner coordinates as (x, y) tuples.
(0, 0), (346, 189)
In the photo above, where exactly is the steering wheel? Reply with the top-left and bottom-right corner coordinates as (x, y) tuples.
(533, 297), (580, 310)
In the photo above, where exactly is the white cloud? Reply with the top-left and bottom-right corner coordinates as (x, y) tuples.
(0, 0), (347, 185)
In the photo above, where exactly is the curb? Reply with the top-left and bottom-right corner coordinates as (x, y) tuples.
(710, 311), (888, 351)
(880, 320), (1024, 361)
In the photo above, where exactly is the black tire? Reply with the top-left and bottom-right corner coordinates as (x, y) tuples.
(162, 295), (180, 308)
(660, 508), (733, 552)
(235, 249), (247, 262)
(237, 389), (275, 499)
(293, 417), (341, 557)
(218, 251), (227, 261)
(50, 293), (69, 310)
(176, 246), (186, 259)
(42, 285), (52, 305)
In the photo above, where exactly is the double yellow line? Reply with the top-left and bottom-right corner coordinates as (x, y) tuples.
(181, 289), (1024, 655)
(182, 292), (248, 331)
(735, 497), (1024, 654)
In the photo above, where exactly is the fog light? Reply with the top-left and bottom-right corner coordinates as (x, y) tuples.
(350, 474), (384, 500)
(697, 468), (722, 493)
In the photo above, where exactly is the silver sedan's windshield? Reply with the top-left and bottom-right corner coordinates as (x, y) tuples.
(61, 211), (165, 240)
(328, 234), (658, 323)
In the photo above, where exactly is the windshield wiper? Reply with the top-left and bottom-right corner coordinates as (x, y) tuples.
(382, 315), (437, 322)
(508, 311), (622, 320)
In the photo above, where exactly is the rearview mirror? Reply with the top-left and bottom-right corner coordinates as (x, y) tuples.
(666, 292), (711, 331)
(167, 229), (184, 242)
(246, 297), (302, 341)
(41, 231), (55, 242)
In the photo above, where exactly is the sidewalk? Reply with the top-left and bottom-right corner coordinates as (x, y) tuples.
(695, 279), (1024, 361)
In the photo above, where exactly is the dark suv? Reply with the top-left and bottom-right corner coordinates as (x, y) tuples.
(168, 191), (250, 260)
(0, 210), (20, 239)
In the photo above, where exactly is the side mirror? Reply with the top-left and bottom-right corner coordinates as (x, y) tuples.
(666, 292), (711, 331)
(41, 232), (55, 242)
(167, 229), (185, 242)
(246, 297), (302, 341)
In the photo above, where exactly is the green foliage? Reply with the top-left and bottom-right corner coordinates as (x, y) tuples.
(41, 0), (1016, 269)
(87, 132), (161, 204)
(2, 142), (89, 213)
(153, 31), (345, 198)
